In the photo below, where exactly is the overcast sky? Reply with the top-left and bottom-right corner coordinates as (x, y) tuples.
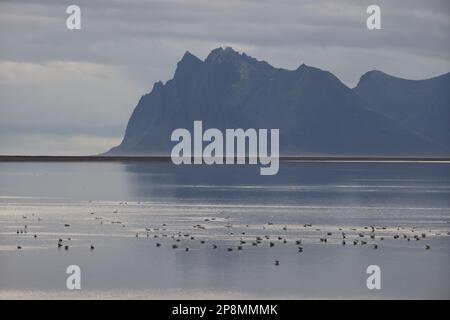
(1, 0), (449, 155)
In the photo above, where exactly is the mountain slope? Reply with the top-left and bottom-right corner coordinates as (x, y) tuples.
(106, 47), (447, 156)
(354, 70), (450, 148)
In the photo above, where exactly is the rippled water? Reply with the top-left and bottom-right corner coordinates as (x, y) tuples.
(0, 161), (449, 299)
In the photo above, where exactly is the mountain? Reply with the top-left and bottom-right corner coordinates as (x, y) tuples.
(106, 47), (448, 156)
(354, 70), (450, 148)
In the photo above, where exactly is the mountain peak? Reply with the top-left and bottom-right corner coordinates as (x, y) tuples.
(174, 50), (204, 79)
(179, 50), (202, 65)
(364, 70), (387, 76)
(295, 63), (323, 73)
(358, 70), (450, 86)
(355, 70), (391, 88)
(205, 47), (242, 64)
(204, 47), (274, 76)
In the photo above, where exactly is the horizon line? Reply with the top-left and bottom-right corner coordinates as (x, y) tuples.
(1, 155), (449, 163)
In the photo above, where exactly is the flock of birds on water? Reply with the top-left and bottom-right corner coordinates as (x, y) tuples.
(12, 204), (450, 266)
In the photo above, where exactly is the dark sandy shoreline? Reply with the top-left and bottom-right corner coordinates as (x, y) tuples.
(1, 155), (450, 163)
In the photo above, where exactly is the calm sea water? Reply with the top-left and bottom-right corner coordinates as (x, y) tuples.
(0, 161), (449, 299)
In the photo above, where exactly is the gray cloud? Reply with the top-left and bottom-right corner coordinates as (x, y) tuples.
(1, 0), (449, 154)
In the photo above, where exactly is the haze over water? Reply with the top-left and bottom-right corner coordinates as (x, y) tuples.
(0, 161), (449, 299)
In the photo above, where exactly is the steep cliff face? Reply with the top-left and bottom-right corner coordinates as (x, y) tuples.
(106, 47), (448, 156)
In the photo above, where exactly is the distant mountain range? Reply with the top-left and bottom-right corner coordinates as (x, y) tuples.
(106, 47), (449, 156)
